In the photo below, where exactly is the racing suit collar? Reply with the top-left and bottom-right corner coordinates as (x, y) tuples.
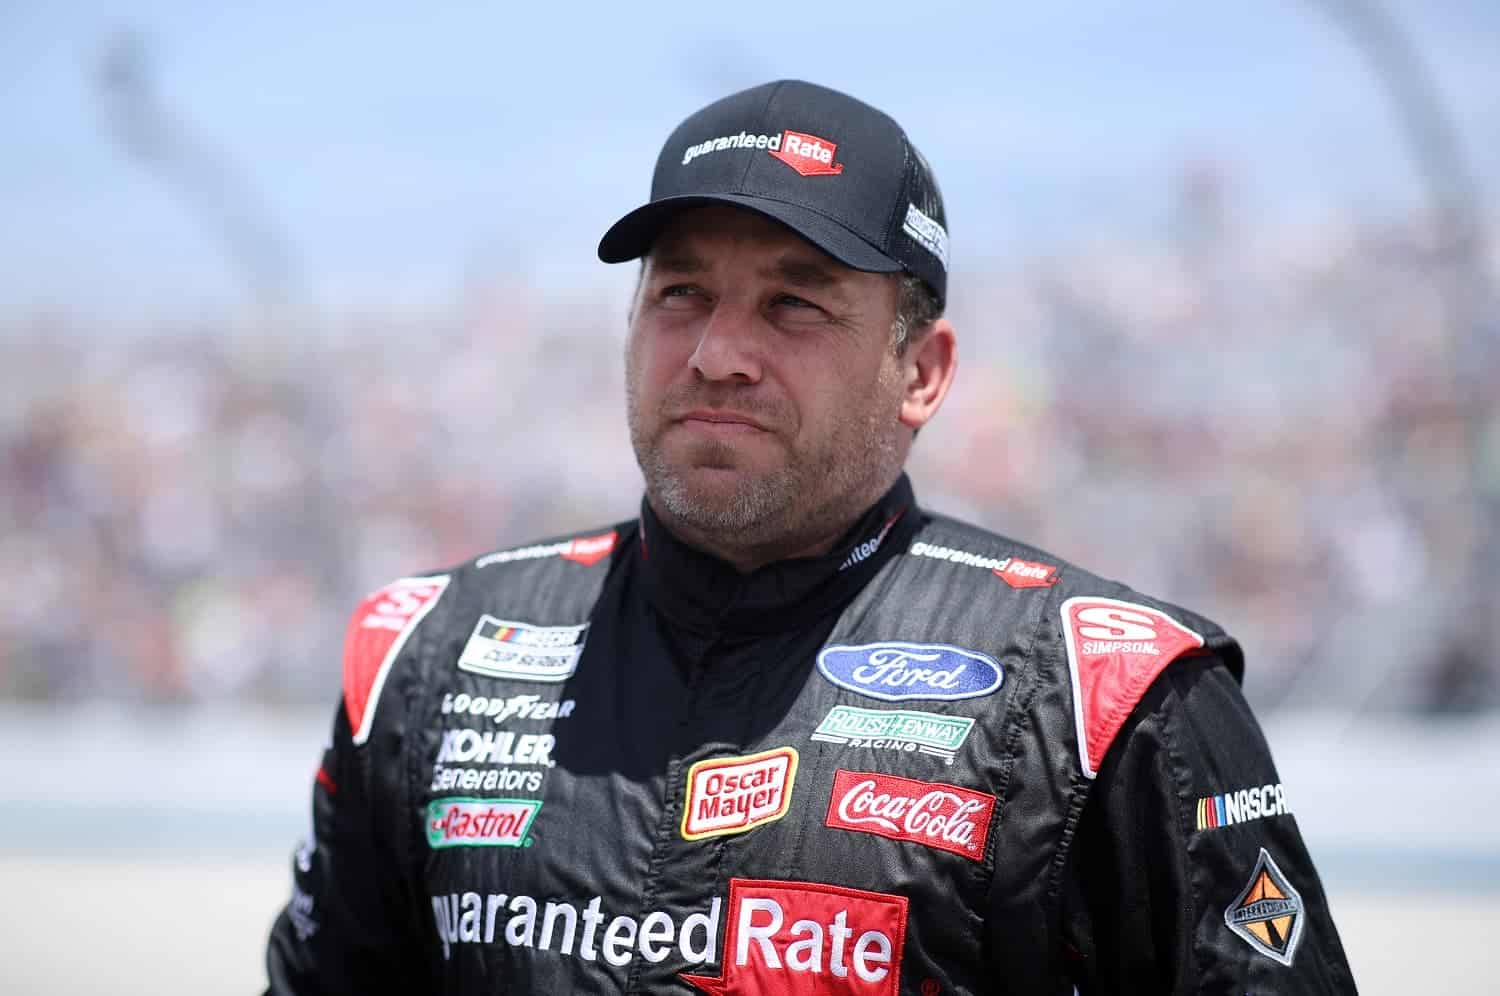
(638, 474), (920, 637)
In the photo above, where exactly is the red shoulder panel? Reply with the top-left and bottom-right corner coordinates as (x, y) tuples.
(1061, 596), (1205, 778)
(342, 575), (450, 745)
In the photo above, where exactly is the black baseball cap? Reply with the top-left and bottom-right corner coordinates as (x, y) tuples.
(597, 79), (950, 307)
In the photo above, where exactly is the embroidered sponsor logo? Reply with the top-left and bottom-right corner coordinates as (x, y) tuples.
(839, 511), (904, 572)
(908, 542), (1058, 588)
(769, 129), (845, 177)
(811, 705), (974, 764)
(475, 530), (617, 568)
(1061, 596), (1205, 778)
(426, 797), (541, 849)
(430, 728), (556, 793)
(430, 765), (545, 794)
(1197, 783), (1290, 831)
(824, 770), (994, 862)
(436, 729), (556, 766)
(440, 691), (575, 723)
(432, 889), (722, 966)
(345, 576), (451, 745)
(681, 748), (798, 841)
(289, 885), (318, 941)
(682, 130), (782, 166)
(1225, 848), (1306, 966)
(817, 642), (1002, 702)
(681, 878), (907, 995)
(901, 203), (949, 268)
(457, 616), (587, 682)
(993, 557), (1059, 589)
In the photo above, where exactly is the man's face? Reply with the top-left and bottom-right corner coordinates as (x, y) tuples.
(625, 206), (912, 560)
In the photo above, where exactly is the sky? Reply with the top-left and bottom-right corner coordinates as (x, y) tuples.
(1, 0), (1496, 320)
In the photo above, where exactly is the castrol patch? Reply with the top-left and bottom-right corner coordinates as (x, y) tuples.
(1061, 596), (1204, 777)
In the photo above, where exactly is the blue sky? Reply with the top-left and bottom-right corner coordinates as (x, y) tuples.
(2, 0), (1496, 319)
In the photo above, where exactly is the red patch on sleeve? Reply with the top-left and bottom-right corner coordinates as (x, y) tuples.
(1061, 596), (1204, 777)
(342, 576), (450, 745)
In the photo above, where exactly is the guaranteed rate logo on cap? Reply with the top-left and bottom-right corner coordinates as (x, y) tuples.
(680, 128), (845, 177)
(597, 79), (951, 310)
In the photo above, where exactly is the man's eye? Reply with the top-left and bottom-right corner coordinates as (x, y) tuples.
(662, 285), (697, 298)
(773, 294), (817, 309)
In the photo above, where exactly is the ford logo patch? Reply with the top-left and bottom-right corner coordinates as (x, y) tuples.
(816, 642), (1003, 702)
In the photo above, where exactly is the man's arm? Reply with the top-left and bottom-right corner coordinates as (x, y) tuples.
(266, 575), (450, 994)
(1062, 655), (1357, 993)
(264, 703), (427, 995)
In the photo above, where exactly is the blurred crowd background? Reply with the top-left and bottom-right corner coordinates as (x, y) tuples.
(2, 1), (1497, 718)
(5, 6), (1499, 991)
(5, 194), (1496, 714)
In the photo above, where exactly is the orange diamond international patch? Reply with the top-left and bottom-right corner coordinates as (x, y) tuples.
(1225, 848), (1306, 966)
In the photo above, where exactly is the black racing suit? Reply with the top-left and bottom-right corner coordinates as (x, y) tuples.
(266, 475), (1356, 994)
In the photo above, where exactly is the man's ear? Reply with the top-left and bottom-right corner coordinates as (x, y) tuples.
(899, 318), (957, 431)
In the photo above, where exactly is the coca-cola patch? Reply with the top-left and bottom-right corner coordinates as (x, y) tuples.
(824, 769), (994, 862)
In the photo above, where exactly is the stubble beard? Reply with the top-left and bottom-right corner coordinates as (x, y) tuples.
(626, 369), (905, 559)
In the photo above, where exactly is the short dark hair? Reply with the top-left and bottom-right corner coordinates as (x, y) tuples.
(892, 274), (943, 356)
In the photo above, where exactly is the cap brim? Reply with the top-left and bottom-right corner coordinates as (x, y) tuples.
(597, 194), (903, 275)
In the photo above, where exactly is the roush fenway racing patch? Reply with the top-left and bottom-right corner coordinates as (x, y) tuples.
(681, 748), (799, 841)
(824, 770), (994, 862)
(1061, 596), (1205, 778)
(681, 878), (907, 996)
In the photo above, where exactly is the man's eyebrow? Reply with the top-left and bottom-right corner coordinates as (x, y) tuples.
(649, 250), (705, 275)
(759, 257), (842, 290)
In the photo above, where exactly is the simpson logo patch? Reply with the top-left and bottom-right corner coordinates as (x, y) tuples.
(681, 747), (798, 841)
(343, 576), (451, 746)
(1197, 783), (1290, 831)
(825, 769), (994, 862)
(811, 705), (974, 764)
(681, 879), (906, 996)
(1225, 848), (1306, 966)
(426, 797), (541, 849)
(457, 617), (587, 682)
(1061, 597), (1204, 778)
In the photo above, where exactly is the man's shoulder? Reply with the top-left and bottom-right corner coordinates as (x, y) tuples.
(908, 512), (1237, 651)
(420, 518), (639, 608)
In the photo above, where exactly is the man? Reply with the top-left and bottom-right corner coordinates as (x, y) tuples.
(266, 80), (1356, 994)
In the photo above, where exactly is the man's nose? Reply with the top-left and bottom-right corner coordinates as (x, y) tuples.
(688, 299), (763, 383)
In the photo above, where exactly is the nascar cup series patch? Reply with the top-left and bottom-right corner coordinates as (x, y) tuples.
(457, 616), (587, 682)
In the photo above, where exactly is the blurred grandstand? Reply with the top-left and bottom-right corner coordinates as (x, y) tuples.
(3, 193), (1496, 716)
